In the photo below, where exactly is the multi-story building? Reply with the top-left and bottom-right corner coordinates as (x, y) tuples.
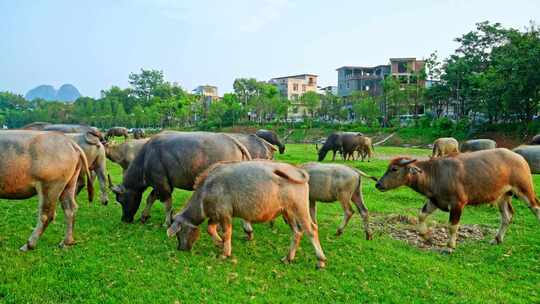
(193, 85), (219, 107)
(269, 74), (318, 100)
(389, 57), (425, 84)
(336, 65), (390, 98)
(318, 85), (338, 96)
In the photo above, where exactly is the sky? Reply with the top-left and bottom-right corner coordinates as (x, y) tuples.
(1, 0), (539, 98)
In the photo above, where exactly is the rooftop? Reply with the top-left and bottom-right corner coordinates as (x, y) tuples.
(336, 65), (389, 71)
(270, 74), (318, 80)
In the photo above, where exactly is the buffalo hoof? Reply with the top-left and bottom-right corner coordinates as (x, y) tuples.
(59, 240), (76, 248)
(316, 260), (326, 269)
(245, 232), (253, 241)
(281, 256), (292, 264)
(440, 248), (454, 255)
(101, 201), (108, 206)
(335, 229), (343, 236)
(365, 232), (373, 240)
(219, 254), (231, 260)
(490, 237), (502, 245)
(19, 243), (34, 252)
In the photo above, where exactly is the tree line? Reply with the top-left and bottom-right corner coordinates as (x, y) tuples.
(0, 21), (538, 130)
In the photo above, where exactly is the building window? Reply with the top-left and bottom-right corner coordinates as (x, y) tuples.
(346, 83), (350, 89)
(398, 62), (408, 73)
(293, 84), (299, 91)
(302, 84), (306, 92)
(365, 86), (370, 91)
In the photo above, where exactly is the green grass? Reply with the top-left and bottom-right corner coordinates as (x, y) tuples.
(1, 144), (539, 303)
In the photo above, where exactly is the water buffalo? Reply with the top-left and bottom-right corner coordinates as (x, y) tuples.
(375, 148), (540, 250)
(228, 133), (277, 159)
(105, 138), (150, 171)
(0, 130), (91, 251)
(66, 132), (108, 205)
(460, 139), (496, 152)
(255, 129), (285, 154)
(105, 127), (129, 140)
(167, 160), (327, 268)
(132, 128), (145, 139)
(432, 137), (459, 157)
(317, 132), (363, 161)
(110, 131), (251, 225)
(300, 163), (377, 239)
(23, 122), (104, 142)
(354, 136), (374, 161)
(513, 145), (540, 174)
(530, 134), (540, 145)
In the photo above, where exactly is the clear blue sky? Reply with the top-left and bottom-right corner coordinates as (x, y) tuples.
(1, 0), (538, 97)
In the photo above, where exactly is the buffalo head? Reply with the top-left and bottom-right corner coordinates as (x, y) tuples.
(375, 158), (422, 191)
(110, 182), (143, 223)
(167, 215), (200, 251)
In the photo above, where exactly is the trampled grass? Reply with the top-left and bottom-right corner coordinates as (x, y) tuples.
(1, 145), (539, 303)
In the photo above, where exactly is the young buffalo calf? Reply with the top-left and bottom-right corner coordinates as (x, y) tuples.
(375, 148), (540, 250)
(300, 163), (377, 239)
(167, 160), (327, 268)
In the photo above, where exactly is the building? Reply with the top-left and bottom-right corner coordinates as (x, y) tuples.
(336, 65), (390, 97)
(193, 85), (219, 107)
(269, 74), (318, 100)
(318, 85), (338, 96)
(389, 57), (425, 84)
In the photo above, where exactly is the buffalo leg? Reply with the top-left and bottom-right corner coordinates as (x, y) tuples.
(220, 218), (233, 259)
(492, 195), (514, 244)
(331, 150), (336, 161)
(309, 199), (317, 224)
(417, 199), (437, 240)
(140, 190), (157, 223)
(352, 189), (372, 240)
(21, 183), (62, 251)
(163, 196), (173, 227)
(207, 221), (223, 247)
(282, 215), (303, 264)
(447, 204), (463, 249)
(59, 170), (80, 248)
(95, 161), (109, 205)
(301, 217), (326, 269)
(336, 197), (354, 236)
(241, 220), (254, 241)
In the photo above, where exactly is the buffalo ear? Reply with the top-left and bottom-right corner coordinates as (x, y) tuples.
(111, 184), (125, 194)
(398, 158), (417, 166)
(84, 132), (100, 145)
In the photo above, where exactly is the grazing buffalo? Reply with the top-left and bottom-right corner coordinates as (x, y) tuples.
(354, 136), (374, 161)
(317, 132), (362, 161)
(105, 138), (150, 171)
(375, 148), (540, 250)
(132, 128), (145, 139)
(110, 131), (251, 225)
(66, 132), (108, 205)
(513, 145), (540, 174)
(23, 122), (104, 142)
(530, 134), (540, 145)
(255, 129), (285, 154)
(0, 130), (90, 251)
(300, 163), (377, 239)
(460, 139), (496, 152)
(228, 133), (277, 160)
(167, 160), (327, 268)
(105, 127), (129, 140)
(432, 137), (459, 157)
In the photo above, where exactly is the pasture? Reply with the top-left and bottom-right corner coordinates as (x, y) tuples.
(1, 144), (539, 303)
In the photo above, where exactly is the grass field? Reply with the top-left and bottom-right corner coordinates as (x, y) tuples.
(1, 144), (539, 303)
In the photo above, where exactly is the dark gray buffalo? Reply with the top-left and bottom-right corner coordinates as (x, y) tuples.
(110, 131), (252, 225)
(105, 139), (150, 171)
(105, 127), (129, 140)
(460, 139), (496, 152)
(317, 132), (363, 161)
(66, 132), (109, 205)
(0, 130), (91, 251)
(255, 129), (285, 154)
(132, 128), (145, 139)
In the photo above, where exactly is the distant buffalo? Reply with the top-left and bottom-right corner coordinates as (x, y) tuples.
(228, 133), (277, 160)
(460, 139), (496, 152)
(132, 128), (145, 139)
(317, 132), (363, 161)
(105, 127), (129, 140)
(255, 129), (285, 154)
(530, 134), (540, 145)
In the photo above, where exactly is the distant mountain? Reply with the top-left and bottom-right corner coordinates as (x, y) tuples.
(25, 84), (81, 102)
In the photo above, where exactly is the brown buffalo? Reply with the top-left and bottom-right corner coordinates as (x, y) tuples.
(354, 136), (374, 161)
(105, 138), (150, 171)
(66, 132), (109, 205)
(167, 160), (327, 268)
(22, 122), (105, 142)
(300, 162), (377, 239)
(375, 148), (540, 250)
(0, 130), (90, 251)
(432, 137), (459, 157)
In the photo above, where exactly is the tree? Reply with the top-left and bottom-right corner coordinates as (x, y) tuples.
(351, 92), (381, 127)
(301, 91), (321, 118)
(128, 69), (165, 103)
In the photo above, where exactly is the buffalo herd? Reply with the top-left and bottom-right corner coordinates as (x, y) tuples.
(2, 123), (540, 268)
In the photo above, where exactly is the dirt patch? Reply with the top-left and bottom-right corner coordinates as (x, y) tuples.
(370, 213), (495, 251)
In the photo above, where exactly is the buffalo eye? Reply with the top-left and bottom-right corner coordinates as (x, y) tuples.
(390, 167), (398, 172)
